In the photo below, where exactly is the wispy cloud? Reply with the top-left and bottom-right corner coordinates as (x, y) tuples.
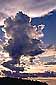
(0, 0), (56, 17)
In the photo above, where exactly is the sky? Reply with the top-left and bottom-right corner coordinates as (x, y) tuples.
(0, 0), (56, 44)
(0, 0), (56, 17)
(31, 10), (56, 44)
(0, 0), (56, 77)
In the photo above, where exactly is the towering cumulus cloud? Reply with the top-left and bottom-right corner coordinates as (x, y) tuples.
(3, 11), (44, 62)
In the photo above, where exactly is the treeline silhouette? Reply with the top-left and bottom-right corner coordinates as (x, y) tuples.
(0, 77), (48, 85)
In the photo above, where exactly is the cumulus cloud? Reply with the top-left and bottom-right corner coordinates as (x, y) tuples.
(3, 11), (44, 59)
(0, 0), (56, 17)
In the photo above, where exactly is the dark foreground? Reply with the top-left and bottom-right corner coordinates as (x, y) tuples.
(0, 77), (48, 85)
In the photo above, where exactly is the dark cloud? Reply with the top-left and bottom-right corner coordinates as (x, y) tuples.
(3, 11), (44, 59)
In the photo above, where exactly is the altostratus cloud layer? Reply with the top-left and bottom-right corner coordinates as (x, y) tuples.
(0, 0), (56, 17)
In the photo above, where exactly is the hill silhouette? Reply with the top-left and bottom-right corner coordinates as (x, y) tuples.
(0, 77), (48, 85)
